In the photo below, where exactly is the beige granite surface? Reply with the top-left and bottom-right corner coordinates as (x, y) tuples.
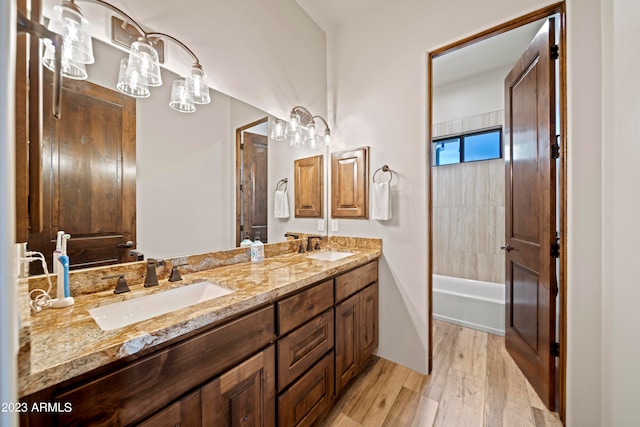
(19, 237), (381, 397)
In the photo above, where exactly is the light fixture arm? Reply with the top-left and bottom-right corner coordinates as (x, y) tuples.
(312, 115), (330, 133)
(75, 0), (146, 36)
(146, 32), (200, 64)
(74, 0), (202, 66)
(17, 10), (62, 118)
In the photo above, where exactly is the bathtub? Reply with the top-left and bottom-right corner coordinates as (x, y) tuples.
(432, 274), (505, 336)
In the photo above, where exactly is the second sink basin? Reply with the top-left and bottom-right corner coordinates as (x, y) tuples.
(307, 251), (354, 262)
(89, 281), (233, 331)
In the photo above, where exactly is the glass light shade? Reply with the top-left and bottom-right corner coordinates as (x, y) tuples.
(307, 135), (322, 151)
(44, 3), (94, 65)
(43, 47), (87, 79)
(305, 122), (320, 149)
(287, 113), (300, 136)
(270, 118), (286, 140)
(128, 40), (162, 87)
(116, 58), (150, 98)
(289, 129), (304, 147)
(324, 130), (331, 147)
(185, 65), (211, 104)
(169, 79), (196, 113)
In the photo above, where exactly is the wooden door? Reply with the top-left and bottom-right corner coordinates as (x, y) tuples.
(504, 19), (556, 409)
(28, 72), (136, 271)
(237, 131), (268, 245)
(201, 346), (276, 427)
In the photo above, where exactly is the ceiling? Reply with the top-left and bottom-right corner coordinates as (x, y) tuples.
(294, 1), (546, 87)
(294, 0), (391, 31)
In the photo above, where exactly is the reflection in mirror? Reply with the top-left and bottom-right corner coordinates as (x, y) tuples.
(235, 118), (269, 246)
(25, 38), (327, 273)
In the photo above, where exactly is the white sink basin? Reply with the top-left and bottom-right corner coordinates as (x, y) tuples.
(307, 251), (354, 262)
(89, 281), (233, 331)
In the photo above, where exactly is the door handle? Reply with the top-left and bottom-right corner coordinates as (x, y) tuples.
(118, 241), (134, 248)
(500, 244), (513, 252)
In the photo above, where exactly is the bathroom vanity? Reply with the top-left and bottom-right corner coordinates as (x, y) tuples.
(18, 238), (380, 426)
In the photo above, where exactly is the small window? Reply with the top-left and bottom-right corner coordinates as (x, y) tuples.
(432, 128), (502, 166)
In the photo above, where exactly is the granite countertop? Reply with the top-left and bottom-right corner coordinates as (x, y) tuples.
(18, 246), (381, 397)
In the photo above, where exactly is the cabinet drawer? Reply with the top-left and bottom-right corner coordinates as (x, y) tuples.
(335, 260), (378, 302)
(277, 309), (334, 390)
(278, 351), (335, 427)
(54, 306), (275, 427)
(278, 280), (333, 335)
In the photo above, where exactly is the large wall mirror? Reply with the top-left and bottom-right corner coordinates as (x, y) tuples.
(22, 34), (328, 272)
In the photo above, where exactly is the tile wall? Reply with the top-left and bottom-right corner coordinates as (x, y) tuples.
(432, 111), (505, 284)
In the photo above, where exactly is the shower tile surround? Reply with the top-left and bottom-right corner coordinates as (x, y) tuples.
(432, 111), (505, 283)
(17, 236), (381, 397)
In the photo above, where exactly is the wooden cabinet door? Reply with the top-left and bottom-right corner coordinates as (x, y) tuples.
(278, 351), (334, 427)
(335, 293), (359, 396)
(137, 389), (201, 427)
(331, 147), (369, 218)
(294, 155), (324, 218)
(359, 283), (378, 364)
(201, 346), (276, 427)
(335, 282), (379, 396)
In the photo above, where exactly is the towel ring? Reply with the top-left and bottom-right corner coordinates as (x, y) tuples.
(276, 178), (288, 191)
(373, 165), (393, 184)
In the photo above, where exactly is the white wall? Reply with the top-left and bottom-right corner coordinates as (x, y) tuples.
(432, 66), (508, 124)
(325, 0), (606, 425)
(601, 0), (640, 425)
(0, 1), (18, 425)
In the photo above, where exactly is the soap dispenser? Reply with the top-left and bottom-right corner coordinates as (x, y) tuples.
(250, 232), (264, 263)
(240, 232), (252, 248)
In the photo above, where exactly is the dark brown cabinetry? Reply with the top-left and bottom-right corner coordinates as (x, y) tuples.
(20, 259), (379, 427)
(276, 279), (336, 426)
(201, 346), (276, 426)
(21, 306), (275, 426)
(335, 262), (379, 396)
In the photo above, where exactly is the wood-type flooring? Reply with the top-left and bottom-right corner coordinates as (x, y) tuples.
(318, 320), (563, 427)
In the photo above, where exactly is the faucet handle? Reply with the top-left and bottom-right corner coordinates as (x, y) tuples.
(103, 274), (130, 294)
(168, 263), (187, 282)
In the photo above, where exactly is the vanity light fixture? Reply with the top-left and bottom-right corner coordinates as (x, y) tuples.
(272, 106), (331, 149)
(42, 0), (211, 113)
